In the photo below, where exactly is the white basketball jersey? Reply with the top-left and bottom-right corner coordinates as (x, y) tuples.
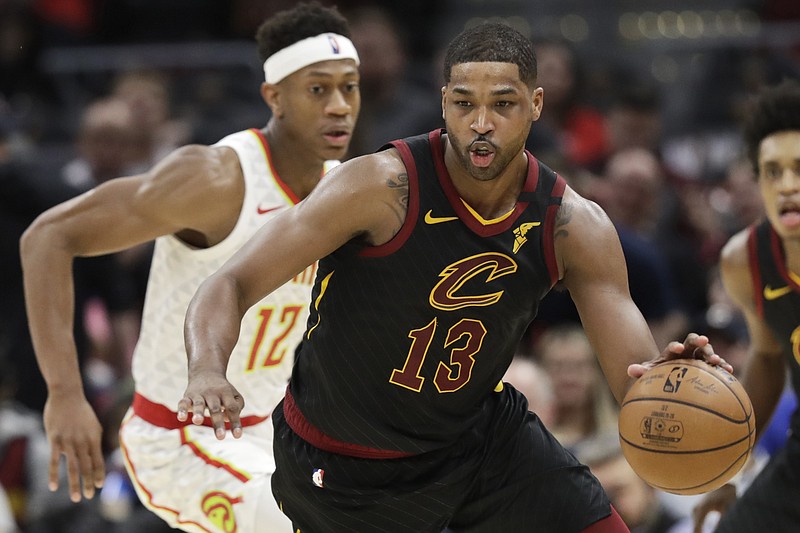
(131, 129), (336, 417)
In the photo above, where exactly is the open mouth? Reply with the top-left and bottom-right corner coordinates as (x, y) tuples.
(469, 142), (495, 168)
(323, 129), (350, 146)
(778, 202), (800, 228)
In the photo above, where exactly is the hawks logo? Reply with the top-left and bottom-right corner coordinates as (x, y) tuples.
(201, 491), (241, 533)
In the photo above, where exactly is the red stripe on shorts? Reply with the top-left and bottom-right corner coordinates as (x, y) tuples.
(132, 392), (268, 430)
(283, 387), (414, 459)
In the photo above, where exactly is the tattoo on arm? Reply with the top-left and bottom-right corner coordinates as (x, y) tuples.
(554, 202), (572, 240)
(386, 173), (409, 226)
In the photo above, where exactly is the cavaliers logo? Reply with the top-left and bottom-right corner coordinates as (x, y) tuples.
(201, 491), (241, 533)
(430, 253), (518, 311)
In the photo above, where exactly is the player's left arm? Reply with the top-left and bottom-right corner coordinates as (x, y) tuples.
(556, 187), (730, 404)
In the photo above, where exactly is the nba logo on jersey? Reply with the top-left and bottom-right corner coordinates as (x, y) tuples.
(312, 468), (325, 488)
(327, 34), (340, 54)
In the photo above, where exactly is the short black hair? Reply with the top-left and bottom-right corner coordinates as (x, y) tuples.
(443, 22), (536, 87)
(255, 2), (351, 64)
(742, 79), (800, 172)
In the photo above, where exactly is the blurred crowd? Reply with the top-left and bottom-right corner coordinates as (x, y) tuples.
(1, 0), (800, 532)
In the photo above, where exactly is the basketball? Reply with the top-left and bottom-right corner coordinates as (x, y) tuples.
(618, 358), (755, 495)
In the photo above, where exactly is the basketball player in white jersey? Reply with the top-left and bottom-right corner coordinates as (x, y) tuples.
(20, 3), (360, 531)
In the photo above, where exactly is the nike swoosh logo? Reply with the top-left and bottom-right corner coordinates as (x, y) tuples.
(257, 204), (283, 215)
(424, 210), (458, 225)
(764, 285), (792, 300)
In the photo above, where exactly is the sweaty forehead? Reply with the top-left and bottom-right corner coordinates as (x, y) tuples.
(447, 62), (523, 87)
(759, 130), (800, 162)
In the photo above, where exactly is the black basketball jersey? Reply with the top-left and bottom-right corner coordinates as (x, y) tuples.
(290, 129), (565, 454)
(749, 220), (800, 434)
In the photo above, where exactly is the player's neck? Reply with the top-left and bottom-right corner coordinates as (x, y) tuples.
(261, 125), (325, 200)
(780, 236), (800, 277)
(442, 139), (527, 219)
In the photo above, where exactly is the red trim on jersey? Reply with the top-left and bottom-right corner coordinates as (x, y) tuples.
(429, 128), (540, 237)
(580, 506), (630, 533)
(132, 392), (268, 430)
(179, 428), (251, 483)
(747, 225), (764, 319)
(250, 128), (302, 204)
(119, 416), (215, 533)
(543, 175), (566, 287)
(769, 225), (800, 296)
(283, 388), (414, 459)
(359, 138), (420, 257)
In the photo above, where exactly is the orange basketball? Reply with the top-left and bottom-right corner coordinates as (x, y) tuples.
(618, 358), (755, 495)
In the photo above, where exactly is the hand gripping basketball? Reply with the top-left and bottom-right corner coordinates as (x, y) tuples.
(618, 359), (755, 495)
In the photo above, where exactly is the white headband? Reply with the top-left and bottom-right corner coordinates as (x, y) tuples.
(263, 33), (359, 84)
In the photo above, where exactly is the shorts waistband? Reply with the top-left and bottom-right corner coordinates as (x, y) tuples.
(283, 387), (414, 459)
(132, 392), (269, 430)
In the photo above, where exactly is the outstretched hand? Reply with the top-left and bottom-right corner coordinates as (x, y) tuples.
(177, 371), (245, 440)
(627, 332), (734, 379)
(43, 394), (105, 502)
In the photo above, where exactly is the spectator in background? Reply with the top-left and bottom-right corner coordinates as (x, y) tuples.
(60, 96), (148, 381)
(110, 69), (191, 167)
(110, 69), (253, 305)
(503, 355), (556, 427)
(531, 147), (689, 349)
(601, 147), (666, 237)
(61, 97), (140, 189)
(577, 434), (684, 533)
(602, 146), (712, 334)
(0, 111), (138, 415)
(344, 5), (439, 157)
(536, 325), (619, 452)
(716, 157), (764, 237)
(525, 38), (609, 173)
(605, 82), (663, 159)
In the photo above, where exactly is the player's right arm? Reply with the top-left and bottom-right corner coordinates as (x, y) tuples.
(179, 149), (407, 438)
(19, 144), (244, 502)
(692, 228), (785, 532)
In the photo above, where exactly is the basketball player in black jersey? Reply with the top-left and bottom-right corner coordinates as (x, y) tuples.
(692, 81), (800, 533)
(180, 22), (729, 532)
